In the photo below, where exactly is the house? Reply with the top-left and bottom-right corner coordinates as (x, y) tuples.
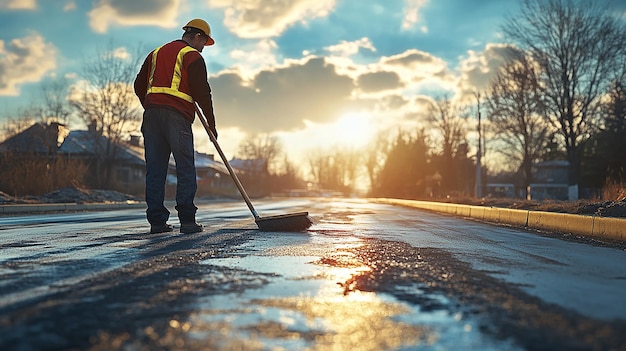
(58, 130), (146, 194)
(529, 160), (570, 200)
(0, 122), (73, 195)
(485, 183), (516, 198)
(0, 122), (69, 155)
(167, 152), (238, 198)
(0, 122), (237, 197)
(229, 158), (269, 197)
(60, 132), (239, 197)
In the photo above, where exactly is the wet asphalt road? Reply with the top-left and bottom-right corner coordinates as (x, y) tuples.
(0, 198), (625, 351)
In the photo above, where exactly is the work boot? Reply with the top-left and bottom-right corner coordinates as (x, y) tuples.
(180, 222), (203, 234)
(150, 223), (173, 234)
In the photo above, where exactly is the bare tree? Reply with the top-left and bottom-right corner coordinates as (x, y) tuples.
(428, 96), (467, 192)
(237, 133), (283, 174)
(486, 51), (550, 198)
(235, 133), (285, 196)
(1, 77), (72, 140)
(503, 0), (626, 197)
(1, 110), (35, 141)
(270, 155), (303, 193)
(69, 42), (143, 188)
(336, 148), (362, 192)
(37, 77), (73, 126)
(307, 151), (339, 192)
(364, 131), (391, 193)
(371, 130), (431, 198)
(307, 147), (362, 195)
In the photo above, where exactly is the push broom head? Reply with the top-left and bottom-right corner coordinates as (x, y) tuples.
(255, 212), (313, 232)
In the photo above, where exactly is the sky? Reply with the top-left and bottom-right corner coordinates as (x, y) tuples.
(1, 0), (625, 175)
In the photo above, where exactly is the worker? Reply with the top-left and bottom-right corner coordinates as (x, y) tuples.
(134, 18), (218, 234)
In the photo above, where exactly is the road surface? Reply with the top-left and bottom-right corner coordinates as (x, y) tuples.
(0, 198), (625, 350)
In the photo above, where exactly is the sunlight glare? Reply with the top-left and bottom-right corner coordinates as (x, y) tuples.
(332, 112), (375, 148)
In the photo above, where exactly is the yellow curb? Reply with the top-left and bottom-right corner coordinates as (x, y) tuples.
(497, 208), (529, 227)
(371, 198), (625, 243)
(483, 207), (500, 223)
(527, 211), (594, 237)
(592, 217), (625, 241)
(454, 204), (473, 217)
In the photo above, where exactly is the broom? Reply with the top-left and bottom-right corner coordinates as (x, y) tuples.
(194, 104), (313, 232)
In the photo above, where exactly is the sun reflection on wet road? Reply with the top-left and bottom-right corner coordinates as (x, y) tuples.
(189, 234), (431, 350)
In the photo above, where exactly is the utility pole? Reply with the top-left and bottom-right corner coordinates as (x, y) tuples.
(475, 93), (482, 198)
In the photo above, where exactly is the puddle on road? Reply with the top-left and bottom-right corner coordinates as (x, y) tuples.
(191, 233), (522, 351)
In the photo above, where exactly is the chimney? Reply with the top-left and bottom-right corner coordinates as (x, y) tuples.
(88, 119), (98, 134)
(129, 135), (141, 146)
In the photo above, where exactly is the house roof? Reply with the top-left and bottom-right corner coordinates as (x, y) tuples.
(0, 122), (69, 154)
(58, 130), (104, 154)
(170, 152), (230, 174)
(229, 158), (266, 172)
(59, 130), (145, 166)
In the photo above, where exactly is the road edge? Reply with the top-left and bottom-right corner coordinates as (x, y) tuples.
(370, 198), (625, 244)
(0, 202), (146, 214)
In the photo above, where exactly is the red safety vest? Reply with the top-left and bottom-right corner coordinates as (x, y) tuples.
(146, 40), (199, 109)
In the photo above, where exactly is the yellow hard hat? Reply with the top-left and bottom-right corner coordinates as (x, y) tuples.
(183, 18), (215, 46)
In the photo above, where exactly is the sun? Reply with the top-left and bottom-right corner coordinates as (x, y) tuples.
(331, 112), (375, 148)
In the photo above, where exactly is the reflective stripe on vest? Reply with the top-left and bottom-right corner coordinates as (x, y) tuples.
(147, 45), (197, 103)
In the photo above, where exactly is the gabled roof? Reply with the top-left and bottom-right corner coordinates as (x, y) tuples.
(230, 158), (266, 172)
(59, 130), (144, 166)
(58, 130), (107, 155)
(169, 152), (230, 174)
(0, 122), (69, 154)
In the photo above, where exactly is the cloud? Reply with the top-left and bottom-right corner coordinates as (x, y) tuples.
(88, 0), (180, 33)
(111, 47), (131, 60)
(208, 48), (455, 139)
(381, 49), (452, 91)
(325, 37), (376, 57)
(0, 34), (57, 96)
(211, 56), (354, 133)
(357, 71), (402, 93)
(209, 0), (336, 38)
(64, 1), (76, 11)
(228, 39), (279, 79)
(457, 43), (517, 99)
(207, 43), (461, 136)
(402, 0), (429, 30)
(0, 0), (36, 10)
(383, 49), (444, 71)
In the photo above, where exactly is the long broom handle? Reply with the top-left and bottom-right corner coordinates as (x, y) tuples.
(194, 104), (260, 220)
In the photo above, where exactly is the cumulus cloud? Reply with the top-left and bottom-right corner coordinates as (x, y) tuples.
(0, 34), (57, 95)
(111, 47), (131, 60)
(207, 43), (462, 135)
(381, 49), (452, 91)
(207, 48), (454, 136)
(0, 0), (36, 10)
(383, 49), (445, 72)
(325, 37), (376, 57)
(88, 0), (180, 33)
(229, 39), (279, 79)
(211, 56), (354, 133)
(457, 43), (517, 99)
(402, 0), (429, 30)
(357, 71), (402, 93)
(209, 0), (336, 38)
